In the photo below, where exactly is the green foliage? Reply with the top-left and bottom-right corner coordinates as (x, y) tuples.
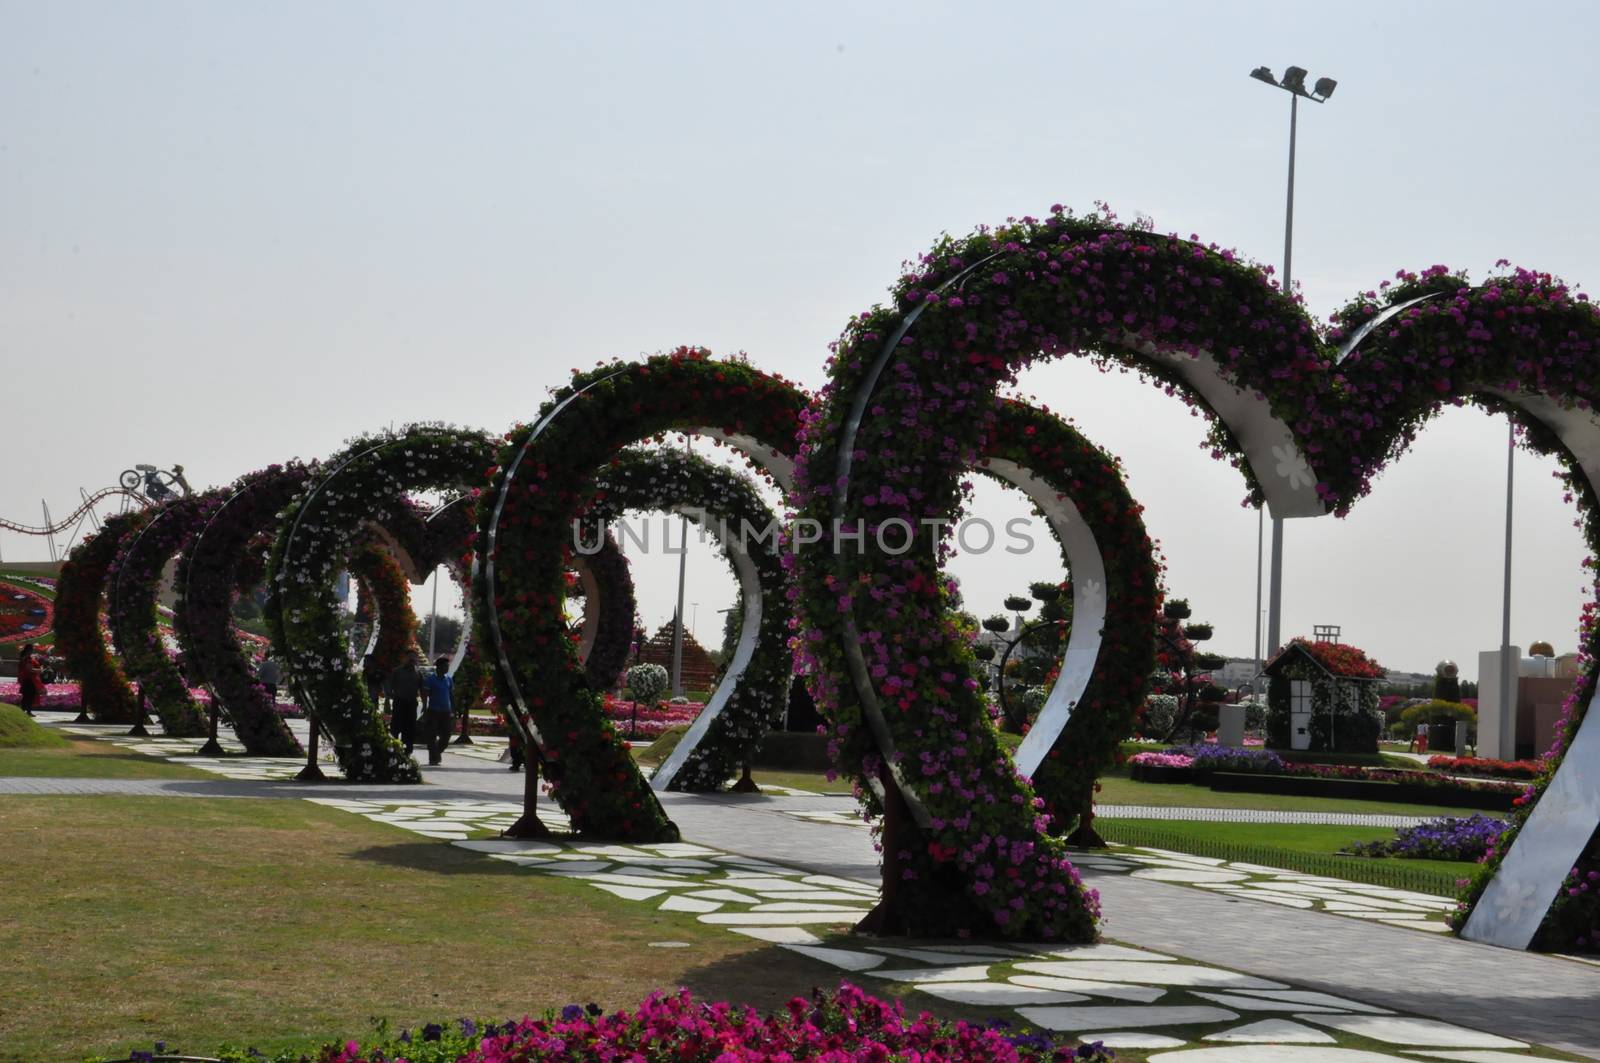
(624, 663), (668, 706)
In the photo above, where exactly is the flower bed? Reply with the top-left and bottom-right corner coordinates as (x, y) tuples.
(1343, 814), (1509, 862)
(600, 694), (702, 739)
(0, 579), (53, 644)
(95, 984), (1115, 1063)
(1126, 750), (1194, 783)
(0, 680), (82, 710)
(1427, 754), (1541, 780)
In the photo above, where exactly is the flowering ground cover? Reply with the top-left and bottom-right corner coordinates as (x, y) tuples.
(0, 576), (53, 644)
(1342, 815), (1509, 863)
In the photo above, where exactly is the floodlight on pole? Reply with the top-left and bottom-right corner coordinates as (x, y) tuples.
(1249, 62), (1337, 661)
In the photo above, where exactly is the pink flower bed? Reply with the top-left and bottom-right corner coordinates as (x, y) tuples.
(1127, 751), (1194, 769)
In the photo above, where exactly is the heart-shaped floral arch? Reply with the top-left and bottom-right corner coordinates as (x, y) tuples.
(109, 491), (229, 737)
(580, 445), (791, 793)
(266, 424), (496, 783)
(54, 509), (151, 724)
(177, 464), (313, 756)
(796, 204), (1600, 948)
(475, 350), (808, 839)
(477, 351), (1158, 865)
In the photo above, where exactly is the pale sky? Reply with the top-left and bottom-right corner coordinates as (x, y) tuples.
(6, 1), (1599, 678)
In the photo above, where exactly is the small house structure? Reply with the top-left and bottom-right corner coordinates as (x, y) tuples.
(1264, 637), (1384, 753)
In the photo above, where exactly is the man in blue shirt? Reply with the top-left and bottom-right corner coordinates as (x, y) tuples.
(420, 656), (455, 766)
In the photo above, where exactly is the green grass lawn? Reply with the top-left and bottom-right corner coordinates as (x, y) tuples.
(1097, 817), (1483, 888)
(0, 796), (879, 1062)
(0, 741), (217, 780)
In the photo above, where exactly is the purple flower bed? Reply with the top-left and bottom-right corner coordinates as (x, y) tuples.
(101, 984), (1117, 1062)
(1169, 743), (1286, 774)
(1344, 814), (1509, 862)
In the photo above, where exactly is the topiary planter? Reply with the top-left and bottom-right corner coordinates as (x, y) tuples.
(1129, 763), (1195, 785)
(1208, 771), (1516, 811)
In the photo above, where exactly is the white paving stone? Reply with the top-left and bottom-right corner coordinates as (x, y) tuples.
(658, 896), (722, 914)
(1191, 992), (1350, 1014)
(750, 901), (871, 913)
(589, 883), (663, 901)
(1018, 1005), (1239, 1031)
(866, 946), (1013, 966)
(530, 859), (611, 873)
(725, 926), (820, 945)
(780, 944), (886, 972)
(1243, 893), (1317, 909)
(1009, 976), (1166, 1003)
(552, 871), (695, 889)
(1014, 961), (1287, 990)
(1132, 868), (1252, 884)
(1147, 1048), (1408, 1062)
(1231, 990), (1391, 1014)
(1203, 1019), (1335, 1043)
(915, 982), (1088, 1006)
(698, 911), (862, 926)
(1079, 1032), (1187, 1050)
(758, 890), (875, 902)
(1020, 943), (1175, 963)
(1298, 1015), (1526, 1049)
(868, 965), (993, 983)
(684, 889), (760, 905)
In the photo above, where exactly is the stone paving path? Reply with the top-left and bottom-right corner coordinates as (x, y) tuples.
(10, 714), (1599, 1059)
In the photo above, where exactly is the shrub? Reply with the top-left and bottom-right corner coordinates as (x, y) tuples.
(624, 663), (669, 706)
(1170, 743), (1286, 774)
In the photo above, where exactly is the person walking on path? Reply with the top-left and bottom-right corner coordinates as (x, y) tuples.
(1416, 720), (1430, 754)
(420, 655), (455, 766)
(386, 652), (423, 755)
(16, 643), (44, 716)
(257, 655), (280, 701)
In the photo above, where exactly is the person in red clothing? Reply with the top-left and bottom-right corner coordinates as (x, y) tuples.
(16, 643), (44, 716)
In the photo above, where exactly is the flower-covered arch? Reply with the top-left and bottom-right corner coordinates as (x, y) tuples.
(54, 509), (152, 723)
(977, 399), (1159, 831)
(177, 464), (312, 756)
(1319, 267), (1600, 951)
(349, 539), (420, 680)
(792, 208), (1347, 940)
(795, 205), (1600, 949)
(476, 350), (808, 839)
(581, 446), (791, 792)
(572, 531), (635, 692)
(110, 492), (228, 737)
(267, 425), (496, 783)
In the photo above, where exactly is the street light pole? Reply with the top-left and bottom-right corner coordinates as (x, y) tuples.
(1249, 64), (1336, 659)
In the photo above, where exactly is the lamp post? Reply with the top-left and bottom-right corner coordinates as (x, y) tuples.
(1249, 64), (1337, 659)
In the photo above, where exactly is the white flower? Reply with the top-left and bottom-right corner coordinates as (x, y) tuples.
(1272, 444), (1314, 490)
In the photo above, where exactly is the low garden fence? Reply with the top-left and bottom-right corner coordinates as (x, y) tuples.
(1094, 820), (1465, 898)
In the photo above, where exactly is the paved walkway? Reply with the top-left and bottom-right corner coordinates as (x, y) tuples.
(8, 735), (1596, 1058)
